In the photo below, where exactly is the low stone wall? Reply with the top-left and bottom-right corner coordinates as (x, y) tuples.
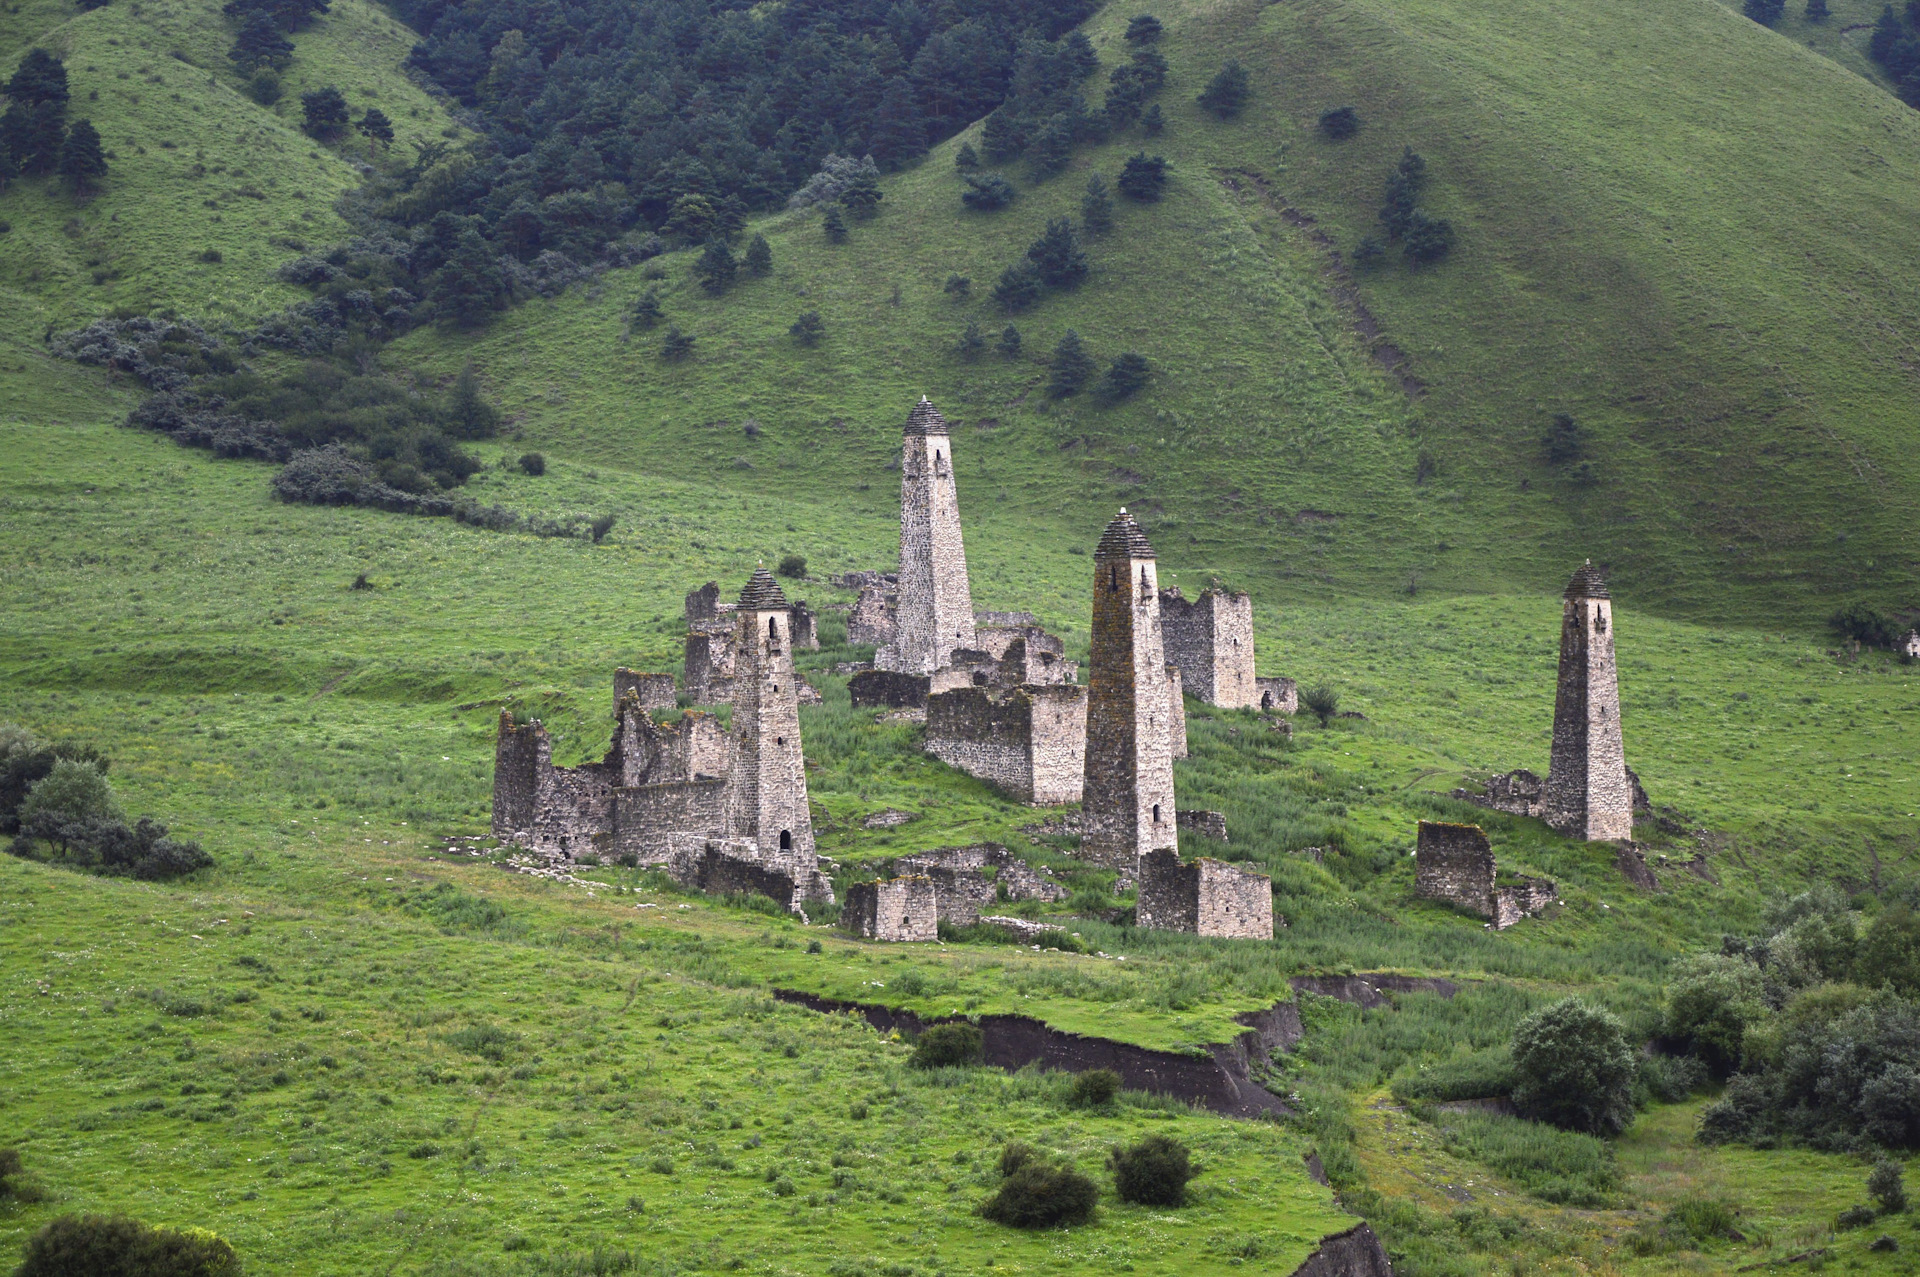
(1177, 810), (1229, 842)
(1136, 848), (1273, 939)
(1255, 676), (1298, 714)
(614, 669), (677, 711)
(848, 586), (897, 648)
(665, 836), (806, 913)
(843, 876), (939, 941)
(1492, 876), (1558, 930)
(891, 843), (1066, 925)
(684, 630), (735, 704)
(1414, 821), (1496, 916)
(850, 669), (930, 709)
(610, 778), (730, 862)
(1454, 768), (1544, 819)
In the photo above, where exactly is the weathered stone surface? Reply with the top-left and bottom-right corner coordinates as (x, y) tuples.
(684, 629), (736, 704)
(664, 835), (831, 914)
(1176, 810), (1229, 842)
(614, 668), (677, 711)
(1255, 676), (1299, 714)
(1616, 842), (1659, 891)
(1159, 583), (1259, 708)
(1414, 820), (1555, 930)
(877, 398), (977, 675)
(789, 600), (818, 650)
(1543, 562), (1633, 841)
(1288, 1224), (1393, 1277)
(726, 570), (815, 867)
(924, 684), (1087, 805)
(834, 570), (897, 590)
(843, 875), (939, 941)
(1136, 848), (1273, 939)
(847, 585), (898, 648)
(1082, 509), (1179, 868)
(849, 669), (930, 709)
(1166, 664), (1188, 760)
(1455, 768), (1544, 819)
(891, 843), (1066, 925)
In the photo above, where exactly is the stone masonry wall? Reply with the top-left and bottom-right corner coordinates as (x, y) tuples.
(1415, 821), (1497, 917)
(850, 669), (930, 709)
(1492, 877), (1559, 930)
(1158, 586), (1258, 708)
(1135, 848), (1272, 938)
(1542, 564), (1634, 841)
(727, 574), (815, 861)
(925, 684), (1086, 804)
(612, 779), (730, 862)
(1167, 664), (1187, 759)
(877, 399), (976, 675)
(848, 586), (898, 649)
(614, 669), (677, 712)
(1255, 677), (1298, 714)
(684, 630), (736, 704)
(892, 843), (1066, 926)
(492, 711), (544, 838)
(1177, 810), (1229, 842)
(844, 876), (940, 941)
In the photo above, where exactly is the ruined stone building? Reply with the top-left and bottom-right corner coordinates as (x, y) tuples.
(924, 685), (1087, 804)
(1136, 848), (1273, 939)
(1541, 562), (1633, 841)
(844, 875), (939, 942)
(683, 580), (816, 705)
(494, 570), (831, 910)
(889, 843), (1068, 926)
(876, 398), (978, 675)
(614, 668), (677, 712)
(1159, 584), (1259, 708)
(1080, 509), (1181, 868)
(1413, 821), (1556, 930)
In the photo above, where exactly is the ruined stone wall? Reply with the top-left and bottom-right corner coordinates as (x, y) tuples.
(789, 602), (818, 651)
(614, 669), (677, 712)
(1492, 877), (1558, 930)
(1027, 685), (1088, 805)
(1414, 821), (1496, 917)
(850, 670), (930, 708)
(848, 587), (898, 649)
(727, 579), (815, 860)
(685, 581), (722, 623)
(492, 711), (545, 838)
(1197, 857), (1273, 938)
(665, 836), (802, 911)
(877, 399), (976, 675)
(844, 876), (939, 941)
(1177, 810), (1228, 842)
(1542, 565), (1633, 841)
(491, 711), (622, 858)
(1255, 677), (1298, 714)
(1136, 848), (1200, 932)
(1158, 586), (1257, 708)
(925, 685), (1086, 805)
(683, 630), (736, 704)
(611, 779), (730, 862)
(1081, 510), (1178, 867)
(1167, 665), (1187, 759)
(892, 844), (1066, 927)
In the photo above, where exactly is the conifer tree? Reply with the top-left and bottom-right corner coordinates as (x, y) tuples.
(4, 49), (69, 112)
(1871, 5), (1902, 62)
(961, 174), (1016, 210)
(1401, 209), (1455, 264)
(744, 233), (772, 276)
(789, 310), (824, 345)
(631, 287), (663, 329)
(1101, 352), (1149, 398)
(428, 227), (509, 327)
(1047, 329), (1094, 397)
(695, 238), (737, 294)
(1026, 217), (1088, 287)
(1124, 14), (1163, 42)
(1141, 103), (1165, 136)
(839, 171), (883, 219)
(1026, 113), (1075, 177)
(944, 273), (971, 297)
(1742, 0), (1784, 25)
(982, 108), (1025, 162)
(357, 107), (394, 158)
(1117, 151), (1168, 201)
(301, 85), (350, 140)
(229, 12), (293, 70)
(1806, 0), (1828, 20)
(1130, 48), (1169, 92)
(1082, 173), (1115, 234)
(1197, 60), (1250, 118)
(445, 363), (500, 438)
(0, 146), (17, 194)
(955, 140), (980, 170)
(992, 262), (1041, 311)
(56, 118), (105, 195)
(822, 203), (847, 243)
(958, 321), (986, 360)
(997, 324), (1023, 357)
(660, 325), (695, 360)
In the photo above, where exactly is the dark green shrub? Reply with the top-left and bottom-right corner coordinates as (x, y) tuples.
(518, 452), (545, 476)
(589, 514), (616, 544)
(1838, 1203), (1879, 1230)
(1300, 683), (1340, 726)
(1069, 1069), (1120, 1108)
(1510, 998), (1637, 1136)
(1110, 1135), (1195, 1205)
(1871, 1157), (1908, 1213)
(777, 555), (807, 579)
(1392, 1049), (1516, 1104)
(660, 326), (694, 360)
(961, 174), (1016, 211)
(789, 310), (825, 346)
(910, 1023), (982, 1069)
(1117, 152), (1167, 200)
(979, 1145), (1098, 1228)
(1100, 352), (1149, 399)
(15, 1214), (242, 1277)
(1638, 1053), (1706, 1104)
(1196, 60), (1249, 118)
(1125, 14), (1163, 42)
(1626, 1195), (1742, 1254)
(1319, 106), (1359, 139)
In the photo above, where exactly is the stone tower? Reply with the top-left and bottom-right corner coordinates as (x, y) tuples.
(1081, 509), (1178, 868)
(1541, 562), (1633, 841)
(1159, 583), (1257, 708)
(727, 568), (816, 861)
(876, 397), (976, 675)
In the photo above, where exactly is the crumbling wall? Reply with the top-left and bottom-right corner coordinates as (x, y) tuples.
(1158, 585), (1258, 708)
(1136, 848), (1272, 939)
(1415, 821), (1496, 916)
(843, 876), (939, 941)
(684, 630), (736, 704)
(613, 782), (731, 862)
(1255, 677), (1298, 714)
(492, 711), (545, 838)
(1457, 769), (1544, 819)
(789, 601), (818, 651)
(1167, 664), (1187, 759)
(614, 669), (678, 712)
(850, 669), (930, 709)
(666, 836), (804, 912)
(1177, 810), (1228, 842)
(924, 684), (1087, 804)
(685, 581), (724, 624)
(892, 843), (1066, 925)
(848, 586), (898, 648)
(1492, 876), (1558, 930)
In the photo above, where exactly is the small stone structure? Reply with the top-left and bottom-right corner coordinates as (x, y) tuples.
(1177, 810), (1229, 842)
(1081, 509), (1181, 868)
(876, 398), (978, 675)
(849, 669), (931, 709)
(843, 875), (939, 941)
(924, 684), (1088, 804)
(1159, 583), (1259, 708)
(1135, 848), (1273, 939)
(1542, 562), (1633, 841)
(890, 843), (1067, 925)
(848, 585), (898, 648)
(665, 835), (833, 913)
(1255, 677), (1298, 714)
(614, 668), (677, 711)
(1413, 821), (1556, 930)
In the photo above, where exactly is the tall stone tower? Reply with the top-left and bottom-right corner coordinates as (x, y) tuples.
(1541, 562), (1633, 841)
(1081, 509), (1178, 868)
(1159, 583), (1258, 708)
(727, 568), (816, 861)
(876, 397), (976, 675)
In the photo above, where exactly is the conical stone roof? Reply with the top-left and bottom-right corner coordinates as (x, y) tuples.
(1564, 560), (1610, 599)
(738, 566), (789, 610)
(902, 396), (949, 436)
(1095, 507), (1155, 560)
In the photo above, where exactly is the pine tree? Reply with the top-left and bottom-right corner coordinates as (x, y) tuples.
(357, 107), (394, 158)
(695, 238), (737, 294)
(744, 233), (772, 276)
(4, 49), (69, 111)
(840, 171), (883, 219)
(1081, 173), (1115, 234)
(1806, 0), (1829, 19)
(1026, 217), (1088, 287)
(1742, 0), (1784, 24)
(997, 324), (1023, 357)
(1871, 5), (1902, 62)
(822, 203), (847, 243)
(961, 174), (1016, 210)
(247, 67), (282, 105)
(428, 227), (508, 327)
(660, 325), (695, 360)
(301, 85), (350, 140)
(444, 363), (500, 438)
(1401, 209), (1455, 264)
(1352, 236), (1386, 270)
(1129, 48), (1169, 92)
(1101, 352), (1150, 398)
(943, 273), (971, 297)
(229, 12), (293, 70)
(789, 310), (824, 345)
(957, 321), (986, 360)
(1141, 103), (1165, 136)
(1117, 151), (1168, 201)
(1047, 329), (1094, 397)
(632, 287), (663, 328)
(1124, 14), (1164, 42)
(992, 262), (1041, 311)
(1026, 113), (1075, 177)
(868, 76), (926, 168)
(55, 118), (106, 196)
(981, 108), (1025, 162)
(954, 141), (980, 170)
(3, 101), (66, 176)
(0, 145), (17, 194)
(1197, 60), (1250, 119)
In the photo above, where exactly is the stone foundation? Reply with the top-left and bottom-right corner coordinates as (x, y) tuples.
(664, 835), (833, 914)
(1136, 848), (1273, 939)
(843, 876), (939, 942)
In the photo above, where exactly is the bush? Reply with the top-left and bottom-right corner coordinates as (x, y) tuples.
(992, 263), (1042, 311)
(1196, 60), (1249, 118)
(20, 757), (120, 828)
(660, 326), (695, 360)
(1110, 1135), (1195, 1206)
(518, 452), (546, 476)
(1300, 683), (1340, 727)
(1319, 106), (1360, 139)
(1637, 1053), (1707, 1104)
(1510, 998), (1638, 1136)
(1837, 1203), (1880, 1230)
(1100, 352), (1149, 399)
(1626, 1195), (1743, 1255)
(789, 310), (824, 346)
(962, 174), (1017, 210)
(1871, 1157), (1908, 1214)
(589, 514), (616, 544)
(776, 554), (807, 579)
(0, 1147), (26, 1199)
(15, 1214), (241, 1277)
(1069, 1069), (1120, 1108)
(13, 814), (212, 880)
(979, 1146), (1098, 1229)
(944, 273), (971, 297)
(911, 1023), (983, 1069)
(1392, 1049), (1516, 1104)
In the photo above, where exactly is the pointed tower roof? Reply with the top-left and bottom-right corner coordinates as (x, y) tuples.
(738, 566), (789, 610)
(1564, 560), (1610, 600)
(902, 396), (949, 437)
(1095, 507), (1156, 560)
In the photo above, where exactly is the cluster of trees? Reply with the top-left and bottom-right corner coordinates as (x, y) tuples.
(1354, 148), (1453, 269)
(3, 724), (212, 881)
(983, 156), (1163, 311)
(1043, 330), (1148, 399)
(224, 0), (328, 104)
(1830, 603), (1916, 653)
(1870, 4), (1920, 106)
(0, 50), (107, 195)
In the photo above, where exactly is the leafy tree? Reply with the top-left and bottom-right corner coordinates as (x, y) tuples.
(912, 1023), (983, 1068)
(777, 554), (807, 579)
(1026, 217), (1088, 287)
(789, 309), (824, 345)
(301, 85), (350, 140)
(957, 321), (987, 360)
(1069, 1069), (1119, 1107)
(997, 324), (1023, 357)
(14, 1213), (242, 1277)
(55, 119), (106, 196)
(695, 239), (738, 295)
(962, 173), (1017, 210)
(944, 273), (971, 297)
(1510, 998), (1638, 1136)
(1300, 683), (1339, 726)
(660, 325), (695, 360)
(662, 192), (721, 242)
(1081, 173), (1114, 233)
(992, 262), (1042, 311)
(1047, 329), (1094, 397)
(1110, 1135), (1196, 1205)
(443, 364), (499, 438)
(744, 233), (772, 276)
(822, 204), (847, 243)
(1101, 352), (1149, 398)
(1871, 1158), (1908, 1214)
(1402, 209), (1455, 264)
(518, 452), (545, 475)
(978, 1144), (1097, 1228)
(1197, 59), (1250, 118)
(1117, 151), (1168, 200)
(954, 141), (980, 170)
(1860, 904), (1920, 996)
(1744, 0), (1785, 23)
(1141, 102), (1165, 135)
(1124, 14), (1163, 42)
(19, 758), (119, 828)
(357, 108), (394, 157)
(228, 13), (293, 71)
(631, 287), (663, 328)
(1319, 105), (1360, 139)
(246, 67), (282, 105)
(1806, 0), (1829, 19)
(1663, 953), (1765, 1077)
